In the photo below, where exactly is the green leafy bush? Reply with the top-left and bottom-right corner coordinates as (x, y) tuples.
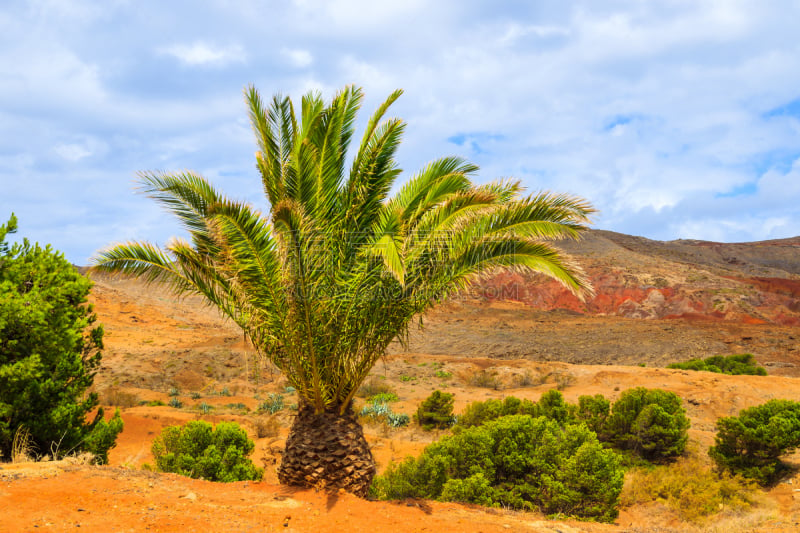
(709, 399), (800, 485)
(416, 390), (455, 430)
(575, 394), (610, 436)
(455, 391), (568, 429)
(604, 388), (689, 461)
(372, 415), (623, 522)
(0, 214), (122, 462)
(151, 420), (263, 482)
(668, 353), (767, 376)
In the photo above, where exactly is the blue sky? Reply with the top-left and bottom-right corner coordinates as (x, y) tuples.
(2, 0), (799, 264)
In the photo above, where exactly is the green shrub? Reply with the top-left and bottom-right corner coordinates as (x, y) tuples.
(372, 415), (623, 522)
(575, 394), (610, 436)
(151, 420), (263, 482)
(0, 214), (122, 462)
(416, 391), (455, 430)
(709, 399), (800, 485)
(368, 392), (399, 404)
(604, 388), (689, 461)
(455, 392), (565, 430)
(668, 353), (767, 376)
(536, 389), (574, 424)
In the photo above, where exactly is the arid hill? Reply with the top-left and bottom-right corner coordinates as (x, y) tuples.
(3, 230), (800, 532)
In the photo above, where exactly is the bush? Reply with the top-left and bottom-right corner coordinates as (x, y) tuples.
(151, 420), (263, 482)
(575, 394), (610, 436)
(604, 388), (689, 461)
(668, 353), (767, 376)
(372, 415), (623, 522)
(416, 391), (455, 430)
(455, 391), (564, 430)
(0, 214), (123, 462)
(709, 399), (800, 485)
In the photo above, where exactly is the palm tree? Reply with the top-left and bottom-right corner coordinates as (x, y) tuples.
(92, 85), (595, 496)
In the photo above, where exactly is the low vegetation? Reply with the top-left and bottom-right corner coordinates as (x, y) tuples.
(150, 420), (263, 482)
(668, 353), (767, 376)
(456, 388), (688, 462)
(372, 414), (623, 522)
(623, 455), (760, 523)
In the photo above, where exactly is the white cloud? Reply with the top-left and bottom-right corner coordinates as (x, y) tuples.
(282, 48), (313, 68)
(158, 41), (246, 67)
(54, 143), (92, 161)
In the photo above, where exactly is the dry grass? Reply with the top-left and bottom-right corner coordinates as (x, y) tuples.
(251, 416), (281, 439)
(467, 369), (503, 390)
(511, 370), (547, 388)
(553, 371), (576, 390)
(622, 453), (763, 524)
(100, 387), (140, 408)
(11, 426), (35, 463)
(357, 377), (397, 398)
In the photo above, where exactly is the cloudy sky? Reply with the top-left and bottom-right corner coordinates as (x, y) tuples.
(2, 0), (799, 264)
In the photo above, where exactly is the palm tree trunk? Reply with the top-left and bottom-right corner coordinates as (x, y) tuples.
(278, 400), (376, 496)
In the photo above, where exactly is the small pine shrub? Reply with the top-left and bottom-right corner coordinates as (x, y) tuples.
(668, 353), (767, 376)
(536, 389), (574, 424)
(575, 394), (610, 436)
(372, 415), (623, 522)
(604, 388), (689, 461)
(709, 399), (800, 485)
(151, 420), (263, 482)
(416, 391), (455, 430)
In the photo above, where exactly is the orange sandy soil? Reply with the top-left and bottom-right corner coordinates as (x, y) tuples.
(2, 274), (800, 532)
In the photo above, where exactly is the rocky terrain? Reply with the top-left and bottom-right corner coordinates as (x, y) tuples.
(2, 230), (800, 532)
